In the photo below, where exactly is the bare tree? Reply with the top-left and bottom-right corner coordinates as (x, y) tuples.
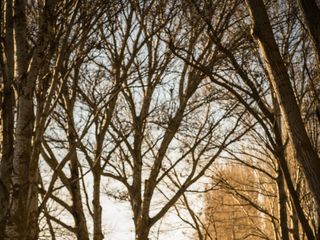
(245, 0), (320, 214)
(95, 2), (249, 239)
(0, 0), (14, 238)
(1, 1), (319, 239)
(170, 1), (319, 239)
(1, 0), (111, 238)
(296, 0), (320, 66)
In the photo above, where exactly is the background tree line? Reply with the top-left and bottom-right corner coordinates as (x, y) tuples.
(0, 0), (319, 239)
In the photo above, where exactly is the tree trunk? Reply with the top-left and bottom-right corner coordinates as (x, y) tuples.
(135, 219), (150, 240)
(290, 190), (301, 240)
(277, 151), (315, 239)
(93, 167), (103, 240)
(0, 0), (14, 238)
(245, 0), (320, 214)
(297, 0), (320, 65)
(5, 0), (57, 237)
(277, 168), (290, 240)
(65, 92), (89, 240)
(69, 136), (89, 239)
(296, 0), (320, 127)
(273, 92), (315, 239)
(5, 0), (38, 238)
(70, 154), (89, 240)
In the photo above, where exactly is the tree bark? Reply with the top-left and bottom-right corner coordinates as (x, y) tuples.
(297, 0), (320, 65)
(135, 219), (150, 240)
(92, 132), (109, 240)
(277, 168), (290, 240)
(93, 165), (103, 240)
(6, 0), (57, 237)
(65, 85), (89, 240)
(276, 151), (315, 239)
(245, 0), (320, 214)
(296, 0), (320, 125)
(289, 175), (302, 240)
(5, 0), (37, 238)
(0, 0), (14, 238)
(273, 94), (315, 239)
(70, 150), (89, 240)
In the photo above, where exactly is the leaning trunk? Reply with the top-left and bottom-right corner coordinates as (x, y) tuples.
(296, 0), (320, 125)
(297, 0), (320, 65)
(245, 0), (320, 213)
(277, 151), (315, 239)
(273, 92), (315, 239)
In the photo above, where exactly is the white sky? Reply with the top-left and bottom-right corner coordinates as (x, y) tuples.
(100, 194), (202, 240)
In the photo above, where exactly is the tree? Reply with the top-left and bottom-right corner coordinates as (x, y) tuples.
(1, 1), (319, 239)
(0, 0), (14, 237)
(245, 0), (320, 214)
(1, 0), (111, 238)
(97, 2), (248, 239)
(171, 0), (319, 238)
(204, 163), (276, 240)
(5, 1), (57, 238)
(296, 0), (320, 66)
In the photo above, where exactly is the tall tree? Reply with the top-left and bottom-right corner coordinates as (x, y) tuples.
(2, 0), (111, 238)
(0, 0), (14, 238)
(296, 0), (320, 65)
(6, 0), (48, 238)
(245, 0), (320, 214)
(296, 0), (320, 124)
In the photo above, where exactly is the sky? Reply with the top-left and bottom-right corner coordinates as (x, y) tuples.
(101, 193), (202, 240)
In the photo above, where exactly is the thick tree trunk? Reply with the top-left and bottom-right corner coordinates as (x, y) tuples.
(0, 59), (14, 240)
(7, 56), (36, 239)
(296, 0), (320, 125)
(5, 0), (56, 237)
(5, 0), (38, 238)
(297, 0), (320, 65)
(135, 219), (150, 240)
(277, 151), (315, 239)
(245, 0), (320, 213)
(273, 94), (315, 239)
(0, 0), (14, 238)
(91, 82), (119, 240)
(291, 208), (300, 240)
